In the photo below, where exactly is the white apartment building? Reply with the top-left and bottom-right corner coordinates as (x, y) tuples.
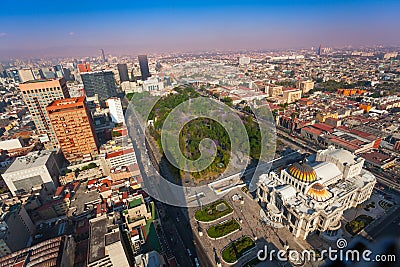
(2, 150), (61, 196)
(106, 97), (125, 125)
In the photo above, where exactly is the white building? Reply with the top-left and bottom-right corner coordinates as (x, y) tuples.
(99, 128), (139, 175)
(0, 137), (23, 151)
(121, 81), (141, 93)
(105, 148), (137, 170)
(106, 97), (125, 125)
(18, 69), (35, 83)
(384, 52), (398, 60)
(2, 150), (61, 196)
(142, 77), (164, 92)
(239, 56), (251, 65)
(257, 146), (376, 240)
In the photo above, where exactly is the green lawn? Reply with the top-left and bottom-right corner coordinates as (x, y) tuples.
(345, 214), (373, 236)
(195, 200), (233, 222)
(222, 236), (255, 263)
(126, 92), (135, 100)
(207, 219), (240, 238)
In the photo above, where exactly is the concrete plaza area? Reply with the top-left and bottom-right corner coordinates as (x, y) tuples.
(188, 188), (317, 266)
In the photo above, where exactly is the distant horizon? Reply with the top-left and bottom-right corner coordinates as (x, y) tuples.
(1, 0), (399, 60)
(1, 44), (400, 62)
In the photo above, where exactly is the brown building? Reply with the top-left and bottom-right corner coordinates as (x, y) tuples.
(282, 87), (302, 103)
(47, 97), (98, 163)
(19, 78), (70, 149)
(297, 80), (314, 94)
(0, 236), (75, 267)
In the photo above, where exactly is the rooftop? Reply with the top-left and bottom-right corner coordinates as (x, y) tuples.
(128, 196), (143, 209)
(106, 148), (135, 159)
(47, 96), (85, 111)
(88, 215), (108, 264)
(4, 150), (53, 173)
(20, 78), (62, 84)
(0, 236), (70, 267)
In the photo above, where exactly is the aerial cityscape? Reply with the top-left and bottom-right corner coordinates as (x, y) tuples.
(0, 1), (400, 267)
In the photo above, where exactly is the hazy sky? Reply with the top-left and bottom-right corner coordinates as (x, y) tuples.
(0, 0), (399, 59)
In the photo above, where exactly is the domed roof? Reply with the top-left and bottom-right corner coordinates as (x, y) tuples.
(288, 162), (317, 182)
(306, 183), (332, 202)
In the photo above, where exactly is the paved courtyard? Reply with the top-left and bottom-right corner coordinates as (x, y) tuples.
(189, 188), (317, 266)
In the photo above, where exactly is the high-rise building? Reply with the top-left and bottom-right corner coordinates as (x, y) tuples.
(62, 68), (74, 81)
(100, 48), (106, 63)
(317, 44), (322, 56)
(117, 63), (129, 82)
(7, 69), (21, 82)
(138, 55), (150, 81)
(77, 63), (91, 73)
(0, 63), (5, 78)
(2, 150), (61, 196)
(53, 65), (64, 78)
(18, 68), (35, 82)
(39, 67), (56, 79)
(47, 96), (99, 163)
(81, 70), (117, 101)
(19, 78), (70, 149)
(106, 97), (125, 125)
(0, 204), (35, 255)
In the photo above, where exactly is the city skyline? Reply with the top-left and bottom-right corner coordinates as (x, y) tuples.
(1, 0), (400, 59)
(1, 2), (400, 266)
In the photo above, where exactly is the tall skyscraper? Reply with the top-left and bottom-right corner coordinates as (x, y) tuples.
(0, 63), (5, 78)
(106, 97), (125, 125)
(53, 65), (64, 78)
(62, 68), (74, 81)
(39, 67), (56, 79)
(8, 69), (21, 82)
(138, 55), (150, 81)
(100, 49), (106, 63)
(117, 63), (129, 82)
(317, 44), (322, 56)
(81, 70), (117, 101)
(19, 78), (70, 149)
(47, 96), (98, 163)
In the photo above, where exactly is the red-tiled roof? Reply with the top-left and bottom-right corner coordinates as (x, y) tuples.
(312, 123), (334, 132)
(106, 148), (135, 159)
(302, 126), (322, 135)
(328, 136), (360, 151)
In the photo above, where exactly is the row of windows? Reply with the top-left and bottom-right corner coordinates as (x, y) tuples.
(22, 87), (61, 94)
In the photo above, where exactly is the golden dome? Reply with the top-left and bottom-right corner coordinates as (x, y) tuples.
(306, 183), (332, 202)
(288, 162), (317, 182)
